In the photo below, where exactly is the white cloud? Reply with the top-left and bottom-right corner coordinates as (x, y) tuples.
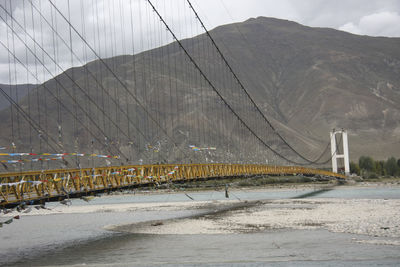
(339, 11), (400, 37)
(339, 22), (362, 35)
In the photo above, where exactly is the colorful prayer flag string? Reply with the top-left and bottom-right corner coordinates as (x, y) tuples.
(0, 152), (119, 158)
(189, 145), (216, 151)
(0, 152), (120, 164)
(0, 156), (65, 164)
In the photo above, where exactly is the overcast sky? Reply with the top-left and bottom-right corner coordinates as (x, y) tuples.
(0, 0), (399, 84)
(195, 0), (400, 37)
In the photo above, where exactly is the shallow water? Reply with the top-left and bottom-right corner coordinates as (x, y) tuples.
(1, 186), (400, 266)
(7, 230), (400, 266)
(0, 209), (202, 266)
(310, 186), (400, 199)
(46, 185), (400, 207)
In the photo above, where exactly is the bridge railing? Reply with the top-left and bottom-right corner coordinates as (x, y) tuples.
(0, 164), (345, 207)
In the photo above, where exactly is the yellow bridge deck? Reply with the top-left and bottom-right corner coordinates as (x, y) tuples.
(0, 164), (345, 207)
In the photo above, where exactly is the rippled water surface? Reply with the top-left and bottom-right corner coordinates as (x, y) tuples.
(1, 186), (399, 266)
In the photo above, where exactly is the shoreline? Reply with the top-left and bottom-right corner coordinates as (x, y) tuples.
(89, 179), (400, 196)
(1, 183), (400, 243)
(1, 183), (399, 217)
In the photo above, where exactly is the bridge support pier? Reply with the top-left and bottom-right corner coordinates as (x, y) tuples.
(330, 129), (350, 176)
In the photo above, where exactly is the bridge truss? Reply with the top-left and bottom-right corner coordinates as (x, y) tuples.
(0, 164), (344, 207)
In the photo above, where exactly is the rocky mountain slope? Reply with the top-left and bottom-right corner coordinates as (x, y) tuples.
(0, 17), (399, 169)
(0, 83), (36, 110)
(209, 17), (400, 161)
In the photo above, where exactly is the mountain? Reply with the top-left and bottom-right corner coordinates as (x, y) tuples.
(0, 83), (36, 110)
(0, 17), (399, 170)
(207, 17), (400, 161)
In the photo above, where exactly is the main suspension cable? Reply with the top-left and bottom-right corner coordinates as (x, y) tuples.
(185, 0), (332, 165)
(47, 0), (190, 161)
(146, 0), (313, 165)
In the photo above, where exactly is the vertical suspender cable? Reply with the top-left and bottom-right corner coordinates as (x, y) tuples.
(9, 0), (21, 151)
(110, 0), (120, 149)
(38, 0), (51, 168)
(5, 1), (15, 158)
(80, 0), (91, 166)
(67, 0), (80, 168)
(29, 1), (44, 168)
(129, 0), (138, 162)
(50, 2), (63, 150)
(118, 0), (131, 163)
(22, 0), (33, 169)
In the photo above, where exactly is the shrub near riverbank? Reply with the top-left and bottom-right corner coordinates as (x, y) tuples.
(350, 156), (400, 179)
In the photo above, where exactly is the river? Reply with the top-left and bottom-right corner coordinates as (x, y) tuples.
(1, 185), (399, 266)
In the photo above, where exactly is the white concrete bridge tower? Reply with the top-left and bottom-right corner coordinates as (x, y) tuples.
(330, 129), (350, 175)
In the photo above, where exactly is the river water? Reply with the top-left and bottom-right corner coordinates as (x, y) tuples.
(1, 186), (400, 266)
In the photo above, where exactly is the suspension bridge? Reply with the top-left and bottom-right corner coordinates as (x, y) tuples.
(0, 0), (345, 208)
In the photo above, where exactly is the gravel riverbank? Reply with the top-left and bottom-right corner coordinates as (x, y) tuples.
(108, 198), (400, 242)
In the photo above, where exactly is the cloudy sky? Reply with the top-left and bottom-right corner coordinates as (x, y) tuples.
(0, 0), (399, 84)
(195, 0), (400, 37)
